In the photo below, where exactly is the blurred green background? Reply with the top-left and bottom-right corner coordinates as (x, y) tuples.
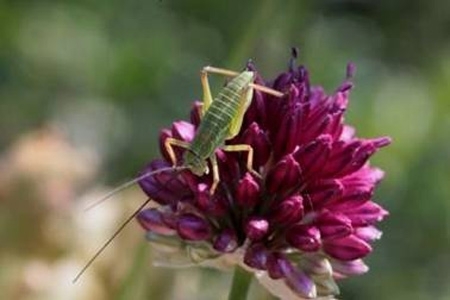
(0, 0), (449, 299)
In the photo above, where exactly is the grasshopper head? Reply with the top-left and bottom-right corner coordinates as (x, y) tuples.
(184, 151), (209, 176)
(189, 160), (209, 176)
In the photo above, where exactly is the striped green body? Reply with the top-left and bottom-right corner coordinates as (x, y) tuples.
(183, 71), (254, 173)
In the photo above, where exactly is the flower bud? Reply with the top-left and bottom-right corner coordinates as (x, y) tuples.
(244, 243), (269, 270)
(241, 122), (271, 167)
(138, 160), (182, 205)
(213, 229), (238, 253)
(308, 179), (344, 208)
(137, 208), (175, 235)
(266, 155), (301, 194)
(190, 101), (202, 126)
(316, 211), (353, 240)
(285, 268), (316, 299)
(267, 252), (293, 279)
(171, 121), (195, 142)
(286, 225), (321, 252)
(245, 217), (269, 241)
(195, 183), (226, 216)
(331, 259), (369, 277)
(269, 195), (304, 226)
(323, 235), (371, 261)
(293, 134), (332, 180)
(176, 213), (211, 241)
(236, 173), (260, 208)
(344, 201), (389, 226)
(273, 113), (300, 157)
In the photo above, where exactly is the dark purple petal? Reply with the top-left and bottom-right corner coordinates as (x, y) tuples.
(343, 201), (389, 226)
(267, 252), (294, 279)
(195, 183), (210, 209)
(137, 208), (176, 235)
(236, 173), (260, 208)
(321, 140), (361, 178)
(301, 113), (332, 145)
(286, 225), (321, 252)
(316, 210), (353, 240)
(171, 121), (195, 142)
(326, 111), (344, 140)
(138, 160), (189, 205)
(190, 101), (202, 126)
(338, 142), (378, 176)
(244, 243), (269, 270)
(195, 183), (227, 216)
(215, 149), (240, 184)
(240, 122), (271, 167)
(272, 72), (294, 90)
(213, 229), (238, 253)
(243, 92), (267, 133)
(323, 235), (372, 261)
(273, 113), (300, 157)
(293, 134), (332, 181)
(328, 188), (373, 212)
(340, 167), (383, 195)
(245, 217), (269, 241)
(308, 179), (344, 208)
(176, 213), (211, 241)
(285, 268), (317, 299)
(326, 137), (391, 178)
(269, 195), (304, 226)
(266, 155), (301, 194)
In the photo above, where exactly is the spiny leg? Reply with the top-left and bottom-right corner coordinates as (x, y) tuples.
(164, 137), (190, 167)
(209, 155), (220, 194)
(202, 66), (284, 98)
(200, 69), (214, 116)
(221, 144), (261, 179)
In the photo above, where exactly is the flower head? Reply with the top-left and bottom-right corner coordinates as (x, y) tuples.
(137, 57), (390, 299)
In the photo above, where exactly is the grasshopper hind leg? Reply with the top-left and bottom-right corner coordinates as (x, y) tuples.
(202, 66), (284, 98)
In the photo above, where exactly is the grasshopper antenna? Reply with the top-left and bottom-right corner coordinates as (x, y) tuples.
(84, 166), (188, 211)
(72, 197), (151, 283)
(73, 167), (186, 283)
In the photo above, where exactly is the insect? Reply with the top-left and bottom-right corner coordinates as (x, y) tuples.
(72, 66), (284, 282)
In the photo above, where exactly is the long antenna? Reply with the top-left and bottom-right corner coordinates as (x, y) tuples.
(73, 166), (187, 283)
(84, 166), (187, 211)
(72, 198), (151, 283)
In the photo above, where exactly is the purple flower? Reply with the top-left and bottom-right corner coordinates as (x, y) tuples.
(137, 58), (391, 299)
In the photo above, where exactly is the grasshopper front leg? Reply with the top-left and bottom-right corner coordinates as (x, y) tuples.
(164, 138), (190, 167)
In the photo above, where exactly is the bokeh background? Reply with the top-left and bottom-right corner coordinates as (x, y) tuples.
(0, 0), (449, 299)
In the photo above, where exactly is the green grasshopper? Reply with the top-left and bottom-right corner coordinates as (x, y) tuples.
(165, 66), (283, 193)
(72, 66), (284, 282)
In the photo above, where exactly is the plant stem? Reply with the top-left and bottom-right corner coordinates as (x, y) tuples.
(228, 266), (253, 300)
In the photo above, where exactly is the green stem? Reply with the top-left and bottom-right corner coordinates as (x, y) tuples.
(228, 266), (253, 300)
